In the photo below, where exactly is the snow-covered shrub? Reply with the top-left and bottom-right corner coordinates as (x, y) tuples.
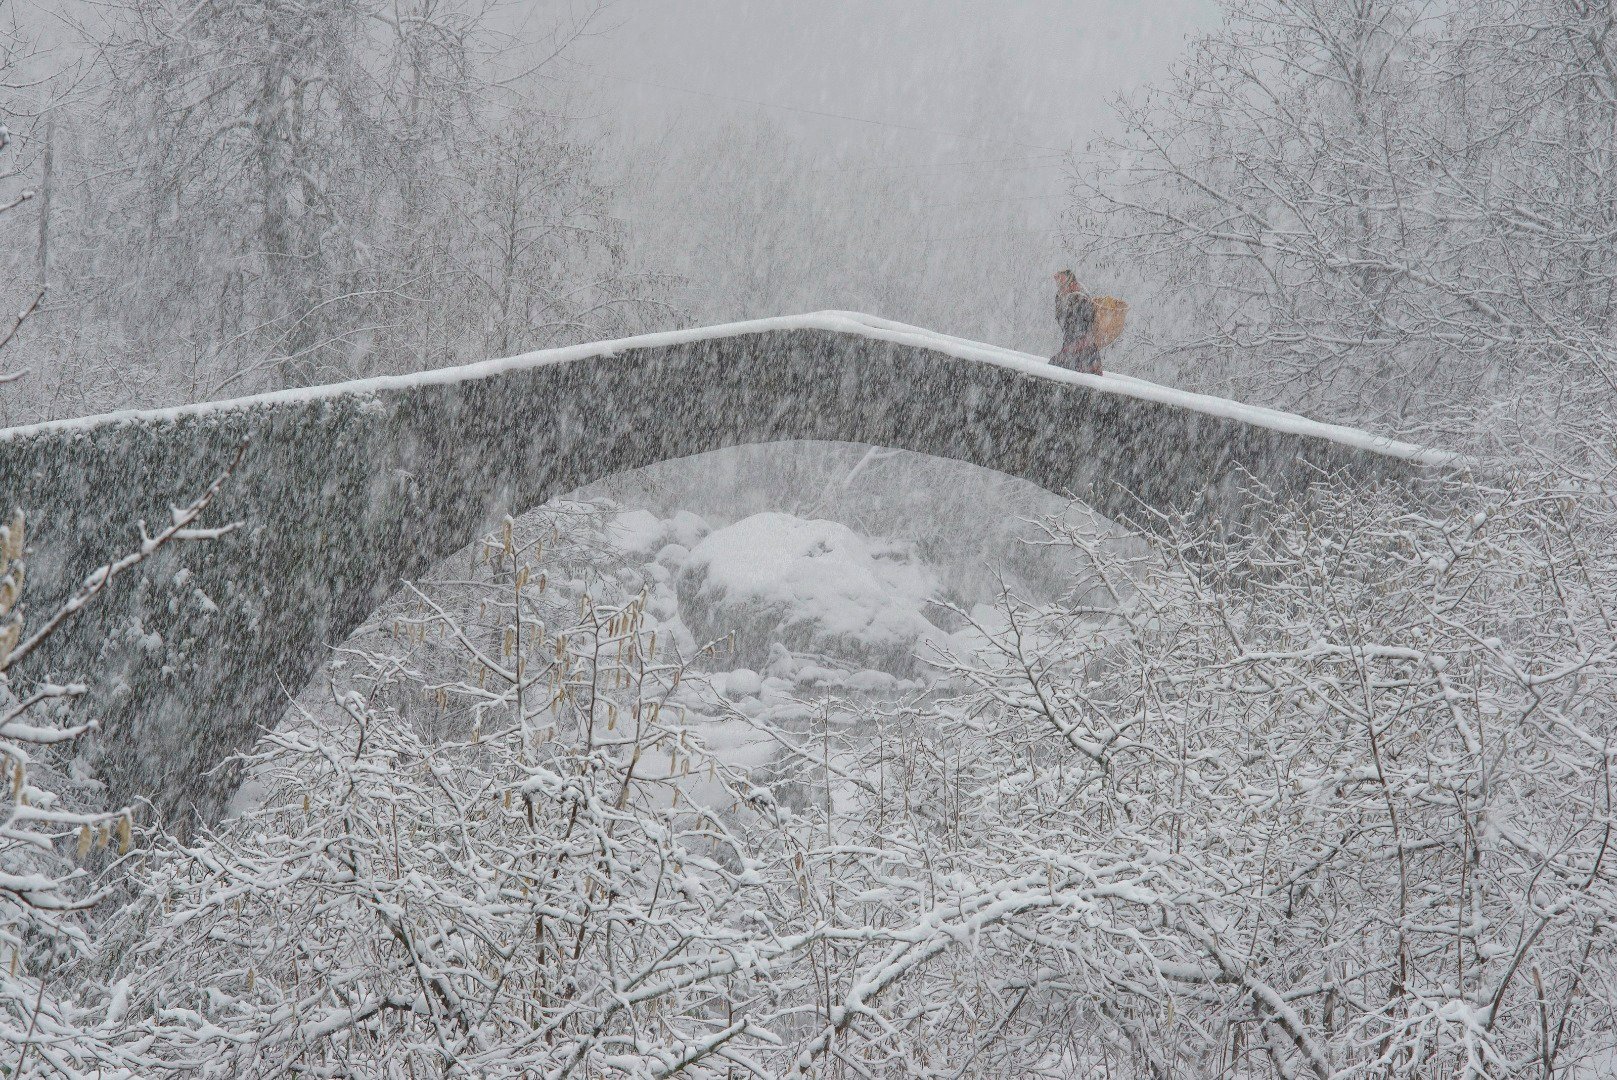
(1, 476), (235, 1077)
(66, 466), (1614, 1077)
(104, 502), (1150, 1076)
(110, 511), (806, 1076)
(882, 471), (1617, 1075)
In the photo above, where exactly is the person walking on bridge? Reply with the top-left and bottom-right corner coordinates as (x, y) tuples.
(1051, 269), (1127, 375)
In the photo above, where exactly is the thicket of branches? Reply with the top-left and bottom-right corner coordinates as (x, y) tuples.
(889, 477), (1617, 1075)
(6, 471), (1599, 1078)
(1073, 0), (1617, 448)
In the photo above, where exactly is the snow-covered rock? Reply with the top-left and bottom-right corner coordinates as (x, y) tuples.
(676, 512), (944, 672)
(612, 508), (711, 556)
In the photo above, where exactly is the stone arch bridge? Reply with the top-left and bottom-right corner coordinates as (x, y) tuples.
(0, 313), (1453, 825)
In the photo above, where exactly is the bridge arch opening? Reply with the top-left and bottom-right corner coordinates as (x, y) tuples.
(240, 439), (1142, 818)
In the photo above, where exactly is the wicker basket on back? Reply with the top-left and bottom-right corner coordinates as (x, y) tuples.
(1090, 296), (1129, 349)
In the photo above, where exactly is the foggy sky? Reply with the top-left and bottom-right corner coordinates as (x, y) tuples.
(564, 0), (1219, 349)
(570, 1), (1218, 153)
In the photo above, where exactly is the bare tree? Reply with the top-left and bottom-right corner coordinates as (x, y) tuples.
(1072, 0), (1617, 447)
(0, 0), (670, 421)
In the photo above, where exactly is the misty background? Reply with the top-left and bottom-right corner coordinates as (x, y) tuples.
(569, 0), (1216, 351)
(7, 1), (1617, 1074)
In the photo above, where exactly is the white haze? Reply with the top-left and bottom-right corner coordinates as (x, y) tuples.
(7, 0), (1617, 1076)
(571, 0), (1217, 352)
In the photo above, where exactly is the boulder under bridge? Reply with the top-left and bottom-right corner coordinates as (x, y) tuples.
(0, 312), (1456, 825)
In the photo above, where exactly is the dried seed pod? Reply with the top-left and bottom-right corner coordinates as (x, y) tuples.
(0, 621), (19, 667)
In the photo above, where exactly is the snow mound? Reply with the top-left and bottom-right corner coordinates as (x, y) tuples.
(676, 512), (943, 672)
(610, 508), (711, 555)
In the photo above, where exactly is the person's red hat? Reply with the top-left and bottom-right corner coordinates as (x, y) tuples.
(1054, 269), (1083, 294)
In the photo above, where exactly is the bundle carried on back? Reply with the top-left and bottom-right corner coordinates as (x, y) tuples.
(1089, 296), (1129, 350)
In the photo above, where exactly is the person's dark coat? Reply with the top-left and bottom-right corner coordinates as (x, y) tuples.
(1056, 289), (1095, 347)
(1052, 277), (1101, 374)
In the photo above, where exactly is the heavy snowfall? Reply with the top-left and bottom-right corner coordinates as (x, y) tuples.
(3, 1), (1617, 1076)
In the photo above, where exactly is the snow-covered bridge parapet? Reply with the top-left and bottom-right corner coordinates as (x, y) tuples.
(0, 312), (1454, 826)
